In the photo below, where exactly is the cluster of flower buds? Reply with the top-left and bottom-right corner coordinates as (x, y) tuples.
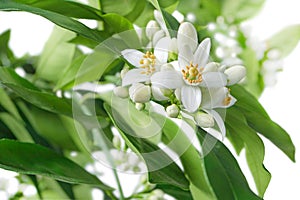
(113, 11), (246, 138)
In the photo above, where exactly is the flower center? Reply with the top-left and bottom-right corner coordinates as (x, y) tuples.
(181, 62), (203, 84)
(139, 51), (156, 75)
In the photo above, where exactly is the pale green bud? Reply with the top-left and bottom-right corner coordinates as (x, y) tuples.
(135, 103), (145, 111)
(113, 86), (129, 98)
(112, 135), (121, 150)
(166, 104), (179, 118)
(195, 112), (214, 128)
(129, 83), (151, 103)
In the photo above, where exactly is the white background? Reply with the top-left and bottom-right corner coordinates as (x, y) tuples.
(0, 0), (300, 199)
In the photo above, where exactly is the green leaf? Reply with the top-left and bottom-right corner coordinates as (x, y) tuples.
(0, 29), (15, 66)
(0, 1), (104, 42)
(239, 47), (263, 97)
(161, 9), (179, 38)
(17, 104), (78, 150)
(226, 127), (244, 155)
(102, 13), (134, 33)
(155, 115), (216, 199)
(198, 129), (262, 200)
(0, 86), (22, 120)
(104, 103), (190, 190)
(266, 25), (300, 58)
(157, 0), (178, 8)
(156, 185), (193, 200)
(230, 85), (296, 161)
(36, 26), (76, 82)
(100, 0), (140, 16)
(17, 0), (103, 19)
(226, 107), (271, 197)
(222, 0), (265, 23)
(0, 68), (73, 116)
(0, 113), (34, 143)
(177, 0), (222, 26)
(0, 139), (112, 190)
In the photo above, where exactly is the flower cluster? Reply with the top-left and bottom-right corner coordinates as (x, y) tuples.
(114, 12), (246, 139)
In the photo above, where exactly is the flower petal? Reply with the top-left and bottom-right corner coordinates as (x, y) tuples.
(151, 70), (183, 89)
(152, 30), (166, 46)
(178, 45), (193, 69)
(177, 22), (198, 53)
(122, 69), (150, 86)
(121, 49), (144, 67)
(146, 20), (160, 40)
(200, 72), (227, 88)
(154, 37), (170, 64)
(154, 10), (168, 35)
(205, 109), (226, 140)
(181, 85), (201, 113)
(193, 38), (211, 67)
(151, 86), (169, 101)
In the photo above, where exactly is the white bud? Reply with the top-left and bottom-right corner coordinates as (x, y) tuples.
(135, 103), (145, 111)
(225, 65), (246, 85)
(129, 83), (151, 103)
(194, 112), (214, 128)
(112, 135), (121, 149)
(178, 22), (198, 52)
(166, 104), (179, 118)
(113, 86), (129, 98)
(120, 68), (129, 79)
(146, 20), (160, 40)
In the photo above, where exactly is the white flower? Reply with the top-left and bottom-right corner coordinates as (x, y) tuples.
(121, 37), (170, 87)
(151, 22), (227, 113)
(166, 104), (179, 118)
(129, 83), (151, 103)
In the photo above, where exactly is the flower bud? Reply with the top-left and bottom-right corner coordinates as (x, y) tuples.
(113, 86), (129, 98)
(129, 83), (151, 103)
(146, 20), (160, 40)
(194, 112), (214, 128)
(178, 22), (198, 52)
(135, 103), (145, 111)
(120, 68), (129, 79)
(112, 135), (121, 150)
(225, 65), (246, 85)
(166, 104), (179, 118)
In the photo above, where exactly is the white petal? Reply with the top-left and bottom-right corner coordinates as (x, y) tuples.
(203, 62), (219, 73)
(151, 86), (169, 101)
(122, 69), (150, 86)
(193, 38), (211, 67)
(206, 109), (226, 139)
(152, 30), (166, 46)
(200, 72), (227, 88)
(121, 49), (144, 67)
(178, 45), (193, 69)
(181, 85), (201, 113)
(200, 88), (220, 110)
(151, 70), (183, 89)
(154, 10), (168, 35)
(154, 37), (170, 64)
(146, 20), (160, 39)
(169, 38), (178, 53)
(177, 22), (198, 53)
